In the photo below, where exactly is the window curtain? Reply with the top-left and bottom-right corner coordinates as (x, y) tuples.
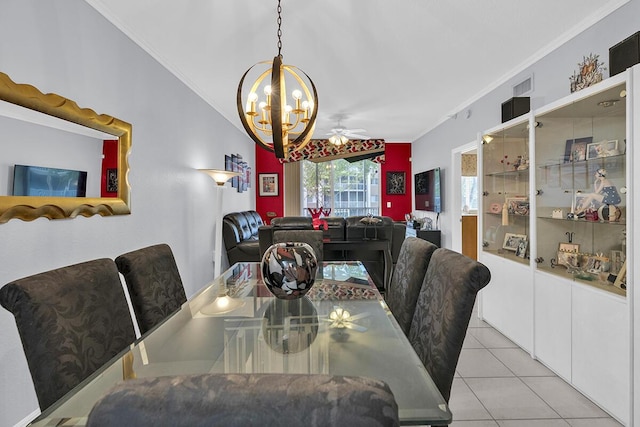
(280, 139), (386, 164)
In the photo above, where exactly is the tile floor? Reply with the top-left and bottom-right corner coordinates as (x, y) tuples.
(448, 309), (623, 426)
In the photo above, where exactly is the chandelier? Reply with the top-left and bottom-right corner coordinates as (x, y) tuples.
(237, 0), (318, 159)
(328, 134), (348, 146)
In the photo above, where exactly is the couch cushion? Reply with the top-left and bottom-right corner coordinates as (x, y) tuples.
(271, 216), (313, 229)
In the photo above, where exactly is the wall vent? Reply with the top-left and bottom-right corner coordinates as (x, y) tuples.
(513, 75), (533, 97)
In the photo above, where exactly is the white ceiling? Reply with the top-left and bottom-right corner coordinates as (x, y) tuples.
(86, 0), (625, 142)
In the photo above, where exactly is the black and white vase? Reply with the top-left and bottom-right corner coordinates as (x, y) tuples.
(261, 242), (318, 299)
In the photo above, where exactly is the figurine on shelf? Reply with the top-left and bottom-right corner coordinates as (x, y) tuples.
(575, 168), (621, 216)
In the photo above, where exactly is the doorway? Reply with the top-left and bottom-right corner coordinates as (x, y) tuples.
(451, 141), (478, 259)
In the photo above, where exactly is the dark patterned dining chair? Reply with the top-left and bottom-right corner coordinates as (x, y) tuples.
(408, 248), (491, 405)
(87, 373), (399, 427)
(0, 259), (136, 410)
(115, 243), (187, 335)
(385, 237), (437, 335)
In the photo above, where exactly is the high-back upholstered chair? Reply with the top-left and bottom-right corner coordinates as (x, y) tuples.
(272, 229), (324, 264)
(0, 259), (136, 410)
(87, 373), (399, 427)
(408, 248), (491, 404)
(115, 243), (187, 335)
(385, 237), (438, 335)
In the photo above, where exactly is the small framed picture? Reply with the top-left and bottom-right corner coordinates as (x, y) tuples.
(502, 233), (527, 252)
(506, 197), (529, 216)
(557, 251), (579, 268)
(558, 242), (579, 253)
(586, 140), (619, 160)
(259, 173), (279, 197)
(614, 260), (627, 290)
(515, 238), (528, 258)
(386, 171), (406, 195)
(563, 137), (592, 163)
(106, 168), (118, 193)
(610, 250), (625, 275)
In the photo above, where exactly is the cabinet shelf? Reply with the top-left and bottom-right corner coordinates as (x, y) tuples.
(484, 169), (529, 178)
(536, 216), (626, 226)
(482, 248), (530, 266)
(536, 264), (626, 297)
(537, 153), (625, 170)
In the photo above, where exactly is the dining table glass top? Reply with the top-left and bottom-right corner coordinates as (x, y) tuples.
(30, 261), (451, 426)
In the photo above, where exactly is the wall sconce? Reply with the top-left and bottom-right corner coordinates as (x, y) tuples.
(199, 169), (241, 277)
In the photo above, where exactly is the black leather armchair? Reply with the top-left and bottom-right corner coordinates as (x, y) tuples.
(223, 211), (264, 265)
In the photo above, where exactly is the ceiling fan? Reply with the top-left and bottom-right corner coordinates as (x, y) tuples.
(326, 124), (370, 146)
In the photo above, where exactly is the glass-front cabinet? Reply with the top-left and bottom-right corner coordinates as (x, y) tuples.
(534, 81), (627, 296)
(481, 119), (530, 266)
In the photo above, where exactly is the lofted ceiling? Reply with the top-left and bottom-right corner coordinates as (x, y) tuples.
(86, 0), (625, 143)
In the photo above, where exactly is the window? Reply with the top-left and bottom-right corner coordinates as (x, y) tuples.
(461, 176), (478, 214)
(302, 158), (380, 217)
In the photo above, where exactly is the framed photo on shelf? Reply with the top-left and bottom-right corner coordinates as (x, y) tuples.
(558, 242), (580, 253)
(515, 238), (528, 258)
(506, 197), (529, 216)
(610, 250), (625, 275)
(613, 260), (627, 290)
(259, 173), (278, 196)
(385, 171), (406, 195)
(586, 140), (618, 160)
(563, 136), (592, 163)
(502, 233), (527, 252)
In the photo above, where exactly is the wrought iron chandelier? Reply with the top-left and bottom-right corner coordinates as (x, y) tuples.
(236, 0), (318, 159)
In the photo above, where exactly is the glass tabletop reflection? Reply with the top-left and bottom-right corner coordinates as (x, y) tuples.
(31, 262), (451, 426)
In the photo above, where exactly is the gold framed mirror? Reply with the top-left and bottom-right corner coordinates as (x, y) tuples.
(0, 71), (131, 223)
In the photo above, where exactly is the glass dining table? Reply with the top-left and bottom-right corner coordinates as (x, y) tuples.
(30, 261), (451, 426)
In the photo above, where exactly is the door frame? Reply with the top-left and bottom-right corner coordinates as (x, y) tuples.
(450, 140), (478, 253)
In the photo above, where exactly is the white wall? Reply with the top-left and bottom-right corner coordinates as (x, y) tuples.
(412, 0), (639, 424)
(0, 1), (254, 425)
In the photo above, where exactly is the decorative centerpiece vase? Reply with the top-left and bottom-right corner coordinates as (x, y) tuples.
(261, 242), (318, 299)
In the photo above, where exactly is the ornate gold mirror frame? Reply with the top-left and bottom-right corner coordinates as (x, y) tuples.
(0, 71), (131, 223)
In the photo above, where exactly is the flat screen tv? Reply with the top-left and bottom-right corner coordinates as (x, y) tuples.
(414, 167), (442, 212)
(12, 164), (87, 197)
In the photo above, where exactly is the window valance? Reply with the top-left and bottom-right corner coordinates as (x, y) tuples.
(280, 139), (385, 164)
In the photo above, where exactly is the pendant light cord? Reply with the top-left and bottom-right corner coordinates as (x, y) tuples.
(276, 0), (283, 58)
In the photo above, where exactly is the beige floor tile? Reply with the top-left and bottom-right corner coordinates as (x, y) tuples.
(489, 348), (555, 377)
(463, 331), (486, 348)
(469, 328), (519, 349)
(565, 419), (623, 427)
(449, 378), (493, 421)
(497, 420), (569, 427)
(457, 349), (514, 378)
(466, 377), (560, 420)
(450, 421), (499, 427)
(521, 377), (610, 419)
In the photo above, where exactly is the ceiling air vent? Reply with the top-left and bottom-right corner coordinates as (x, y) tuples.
(513, 75), (533, 97)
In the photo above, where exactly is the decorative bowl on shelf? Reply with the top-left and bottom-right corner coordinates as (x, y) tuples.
(261, 242), (318, 300)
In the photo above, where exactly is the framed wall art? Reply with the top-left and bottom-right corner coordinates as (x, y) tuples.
(386, 171), (406, 195)
(259, 173), (278, 197)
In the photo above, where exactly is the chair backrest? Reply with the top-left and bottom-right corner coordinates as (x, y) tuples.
(386, 237), (437, 335)
(115, 244), (187, 335)
(272, 229), (324, 264)
(0, 258), (135, 410)
(87, 373), (399, 427)
(407, 248), (491, 402)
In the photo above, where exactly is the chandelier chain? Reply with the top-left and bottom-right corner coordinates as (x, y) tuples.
(276, 0), (282, 58)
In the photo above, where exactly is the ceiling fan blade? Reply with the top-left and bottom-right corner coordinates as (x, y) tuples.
(345, 133), (370, 140)
(346, 128), (367, 134)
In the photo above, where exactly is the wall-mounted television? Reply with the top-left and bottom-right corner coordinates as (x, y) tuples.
(414, 167), (442, 212)
(12, 164), (87, 197)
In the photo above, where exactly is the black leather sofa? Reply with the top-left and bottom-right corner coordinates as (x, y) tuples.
(222, 211), (264, 265)
(258, 215), (406, 291)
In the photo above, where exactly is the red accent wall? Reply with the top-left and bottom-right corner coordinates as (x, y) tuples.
(381, 143), (412, 221)
(254, 142), (413, 222)
(255, 145), (284, 224)
(101, 140), (118, 198)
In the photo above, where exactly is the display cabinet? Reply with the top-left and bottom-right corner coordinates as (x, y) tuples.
(481, 119), (531, 266)
(534, 80), (627, 296)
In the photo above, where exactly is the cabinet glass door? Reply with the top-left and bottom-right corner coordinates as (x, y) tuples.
(534, 81), (627, 296)
(481, 119), (530, 264)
